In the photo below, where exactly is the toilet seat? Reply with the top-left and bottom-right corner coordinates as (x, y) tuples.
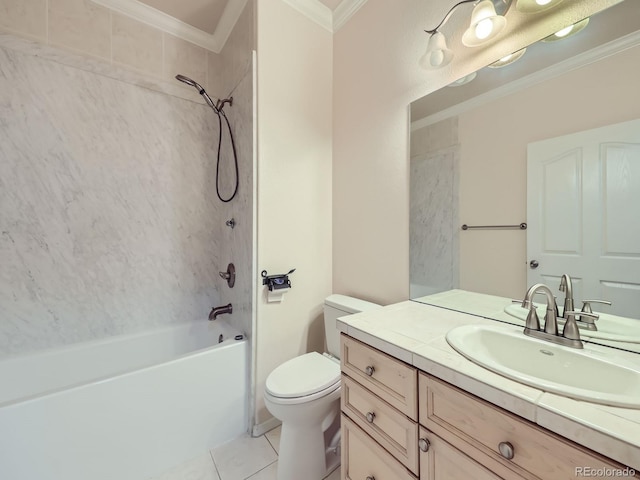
(265, 352), (340, 403)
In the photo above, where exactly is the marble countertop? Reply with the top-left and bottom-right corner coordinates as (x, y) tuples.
(337, 298), (640, 469)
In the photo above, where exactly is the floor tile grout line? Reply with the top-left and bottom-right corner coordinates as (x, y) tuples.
(264, 434), (278, 455)
(244, 459), (278, 480)
(209, 449), (223, 480)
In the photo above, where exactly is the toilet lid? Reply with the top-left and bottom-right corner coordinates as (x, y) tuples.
(265, 352), (340, 398)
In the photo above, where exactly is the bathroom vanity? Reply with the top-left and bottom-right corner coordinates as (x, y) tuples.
(337, 300), (640, 479)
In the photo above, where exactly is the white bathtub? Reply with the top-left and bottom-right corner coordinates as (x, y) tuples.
(0, 320), (248, 480)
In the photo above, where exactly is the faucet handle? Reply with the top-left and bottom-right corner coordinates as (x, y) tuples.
(524, 305), (540, 331)
(581, 300), (612, 314)
(513, 298), (532, 308)
(560, 312), (584, 347)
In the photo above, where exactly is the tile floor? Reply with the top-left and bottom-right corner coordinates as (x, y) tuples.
(149, 426), (341, 480)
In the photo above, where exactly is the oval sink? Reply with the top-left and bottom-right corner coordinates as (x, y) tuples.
(504, 304), (640, 344)
(445, 324), (640, 408)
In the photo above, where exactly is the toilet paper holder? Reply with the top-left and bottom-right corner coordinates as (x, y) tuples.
(261, 269), (295, 291)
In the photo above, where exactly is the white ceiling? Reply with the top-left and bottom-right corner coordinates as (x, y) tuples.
(129, 0), (367, 51)
(92, 0), (367, 52)
(138, 0), (228, 35)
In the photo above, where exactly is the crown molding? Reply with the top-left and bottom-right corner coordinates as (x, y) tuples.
(333, 0), (368, 31)
(282, 0), (333, 32)
(90, 0), (247, 53)
(283, 0), (368, 33)
(212, 0), (250, 50)
(411, 29), (640, 131)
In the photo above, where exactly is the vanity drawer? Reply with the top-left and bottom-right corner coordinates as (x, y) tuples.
(419, 373), (634, 479)
(341, 334), (418, 420)
(341, 374), (419, 474)
(419, 427), (511, 480)
(341, 414), (417, 480)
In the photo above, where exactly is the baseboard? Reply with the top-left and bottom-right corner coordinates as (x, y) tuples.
(251, 416), (281, 437)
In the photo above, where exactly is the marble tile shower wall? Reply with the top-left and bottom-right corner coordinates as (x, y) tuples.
(216, 61), (254, 339)
(0, 42), (254, 357)
(0, 0), (216, 94)
(409, 118), (460, 297)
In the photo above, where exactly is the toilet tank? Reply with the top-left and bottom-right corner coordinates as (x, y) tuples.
(323, 294), (381, 358)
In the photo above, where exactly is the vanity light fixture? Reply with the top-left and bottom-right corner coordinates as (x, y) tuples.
(419, 31), (454, 69)
(447, 71), (477, 87)
(421, 0), (512, 69)
(516, 0), (563, 14)
(487, 47), (527, 68)
(542, 17), (589, 42)
(461, 0), (508, 47)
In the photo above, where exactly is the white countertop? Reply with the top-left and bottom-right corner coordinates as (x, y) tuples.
(337, 298), (640, 469)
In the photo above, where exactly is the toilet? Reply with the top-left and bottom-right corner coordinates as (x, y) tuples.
(264, 294), (381, 480)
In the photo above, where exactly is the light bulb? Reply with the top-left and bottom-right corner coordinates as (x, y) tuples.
(475, 18), (494, 40)
(517, 0), (563, 14)
(543, 17), (589, 42)
(488, 48), (527, 68)
(462, 0), (506, 47)
(430, 50), (445, 67)
(554, 25), (574, 38)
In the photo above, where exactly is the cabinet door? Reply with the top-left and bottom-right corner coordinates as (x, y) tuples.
(419, 427), (515, 480)
(341, 414), (417, 480)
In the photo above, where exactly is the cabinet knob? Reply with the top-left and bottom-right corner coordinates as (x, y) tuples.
(418, 438), (430, 452)
(366, 412), (376, 423)
(498, 441), (515, 460)
(365, 365), (375, 376)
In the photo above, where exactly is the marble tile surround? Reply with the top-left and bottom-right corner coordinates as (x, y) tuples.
(409, 146), (459, 298)
(0, 38), (254, 357)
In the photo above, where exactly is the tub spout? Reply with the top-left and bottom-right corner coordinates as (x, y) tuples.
(209, 303), (232, 320)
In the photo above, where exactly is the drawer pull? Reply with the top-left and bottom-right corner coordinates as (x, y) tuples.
(366, 412), (376, 423)
(366, 477), (375, 480)
(418, 438), (430, 452)
(365, 365), (375, 376)
(498, 441), (515, 460)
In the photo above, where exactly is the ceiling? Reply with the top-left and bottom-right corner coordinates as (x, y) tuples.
(138, 0), (228, 35)
(133, 0), (364, 43)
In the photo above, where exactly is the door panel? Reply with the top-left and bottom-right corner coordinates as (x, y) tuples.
(528, 119), (640, 318)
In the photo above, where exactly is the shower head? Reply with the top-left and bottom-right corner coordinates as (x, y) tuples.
(175, 74), (219, 113)
(175, 74), (199, 88)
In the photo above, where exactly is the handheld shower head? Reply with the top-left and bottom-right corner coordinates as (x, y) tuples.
(175, 74), (219, 113)
(175, 74), (199, 88)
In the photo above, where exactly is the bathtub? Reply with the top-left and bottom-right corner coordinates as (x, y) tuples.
(0, 319), (248, 480)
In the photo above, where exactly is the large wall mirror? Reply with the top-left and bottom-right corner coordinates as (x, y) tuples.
(409, 0), (640, 353)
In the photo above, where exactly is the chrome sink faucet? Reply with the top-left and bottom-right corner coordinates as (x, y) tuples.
(558, 274), (574, 317)
(521, 283), (583, 349)
(522, 283), (559, 335)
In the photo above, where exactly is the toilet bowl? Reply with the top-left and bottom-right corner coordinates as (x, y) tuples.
(264, 295), (381, 480)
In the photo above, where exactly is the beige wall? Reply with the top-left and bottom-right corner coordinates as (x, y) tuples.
(458, 44), (640, 299)
(254, 0), (333, 425)
(332, 0), (620, 306)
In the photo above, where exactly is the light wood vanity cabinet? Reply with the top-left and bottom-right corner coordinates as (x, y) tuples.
(419, 426), (507, 480)
(340, 334), (638, 480)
